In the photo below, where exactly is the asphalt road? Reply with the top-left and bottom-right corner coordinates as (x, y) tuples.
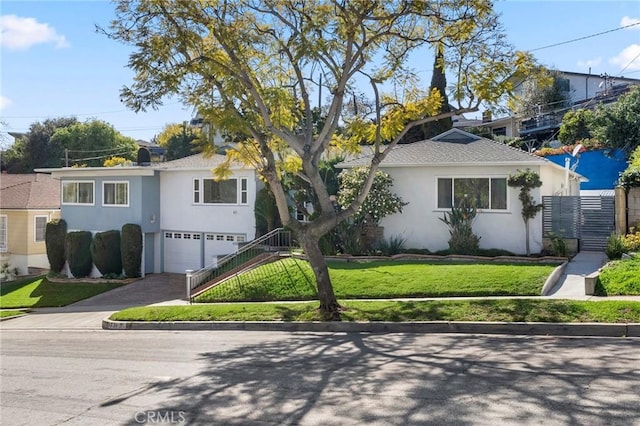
(1, 330), (639, 425)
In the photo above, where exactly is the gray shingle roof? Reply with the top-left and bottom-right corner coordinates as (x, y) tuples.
(151, 152), (249, 170)
(0, 173), (60, 209)
(338, 129), (552, 168)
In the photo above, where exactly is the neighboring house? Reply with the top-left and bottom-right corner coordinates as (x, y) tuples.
(38, 153), (257, 276)
(479, 70), (640, 142)
(136, 139), (166, 162)
(0, 173), (61, 276)
(338, 129), (584, 255)
(543, 148), (628, 191)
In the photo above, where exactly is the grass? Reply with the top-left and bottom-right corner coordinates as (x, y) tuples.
(111, 299), (640, 323)
(0, 276), (125, 308)
(596, 255), (640, 296)
(194, 258), (556, 302)
(0, 309), (27, 318)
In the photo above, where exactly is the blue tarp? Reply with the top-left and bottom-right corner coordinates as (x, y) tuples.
(545, 149), (628, 190)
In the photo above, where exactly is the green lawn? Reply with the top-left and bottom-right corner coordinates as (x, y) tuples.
(194, 258), (557, 302)
(0, 276), (125, 308)
(597, 255), (640, 296)
(111, 299), (640, 323)
(0, 309), (27, 318)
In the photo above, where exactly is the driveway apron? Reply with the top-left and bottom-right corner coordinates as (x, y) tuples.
(0, 273), (186, 330)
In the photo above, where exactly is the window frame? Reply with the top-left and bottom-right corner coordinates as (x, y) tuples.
(61, 180), (95, 205)
(0, 215), (7, 252)
(102, 181), (130, 207)
(436, 176), (509, 212)
(193, 177), (249, 205)
(34, 215), (48, 243)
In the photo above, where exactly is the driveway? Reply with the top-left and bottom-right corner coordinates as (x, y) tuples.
(0, 273), (186, 330)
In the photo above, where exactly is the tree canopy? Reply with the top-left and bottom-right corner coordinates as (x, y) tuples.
(156, 122), (202, 160)
(105, 0), (537, 317)
(50, 120), (138, 167)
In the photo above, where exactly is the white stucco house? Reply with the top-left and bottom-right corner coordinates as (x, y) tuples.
(338, 129), (584, 255)
(38, 152), (258, 275)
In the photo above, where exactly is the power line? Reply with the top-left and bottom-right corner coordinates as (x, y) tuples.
(619, 51), (640, 75)
(529, 22), (640, 53)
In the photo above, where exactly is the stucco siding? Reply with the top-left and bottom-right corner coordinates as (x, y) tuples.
(159, 169), (256, 236)
(379, 165), (544, 255)
(61, 175), (157, 232)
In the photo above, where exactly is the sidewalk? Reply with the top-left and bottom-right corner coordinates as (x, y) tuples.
(2, 257), (639, 335)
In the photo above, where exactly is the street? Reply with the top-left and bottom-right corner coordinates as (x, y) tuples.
(1, 329), (639, 425)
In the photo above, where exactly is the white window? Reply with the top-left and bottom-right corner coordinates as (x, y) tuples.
(437, 177), (507, 211)
(193, 177), (249, 205)
(34, 215), (48, 243)
(103, 181), (129, 206)
(0, 215), (7, 252)
(62, 181), (94, 205)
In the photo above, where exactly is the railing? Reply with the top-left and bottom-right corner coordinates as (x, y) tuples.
(185, 228), (293, 300)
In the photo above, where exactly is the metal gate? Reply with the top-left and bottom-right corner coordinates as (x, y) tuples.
(542, 196), (615, 251)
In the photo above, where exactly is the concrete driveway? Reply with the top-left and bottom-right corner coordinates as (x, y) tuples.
(0, 273), (186, 330)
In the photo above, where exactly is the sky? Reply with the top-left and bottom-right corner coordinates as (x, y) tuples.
(1, 0), (639, 147)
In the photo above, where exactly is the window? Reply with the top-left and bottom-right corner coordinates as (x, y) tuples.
(103, 181), (129, 206)
(193, 178), (249, 205)
(62, 181), (94, 205)
(0, 215), (6, 252)
(437, 177), (507, 210)
(34, 216), (48, 243)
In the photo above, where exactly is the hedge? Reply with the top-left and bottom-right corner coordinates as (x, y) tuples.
(90, 230), (122, 276)
(45, 219), (67, 272)
(121, 224), (142, 278)
(65, 231), (93, 278)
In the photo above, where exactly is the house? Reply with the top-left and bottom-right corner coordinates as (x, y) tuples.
(0, 173), (61, 276)
(479, 70), (640, 142)
(338, 129), (584, 255)
(37, 152), (258, 276)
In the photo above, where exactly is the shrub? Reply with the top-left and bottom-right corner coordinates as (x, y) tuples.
(121, 223), (142, 278)
(65, 231), (93, 278)
(45, 218), (67, 272)
(439, 196), (480, 255)
(373, 234), (406, 256)
(605, 233), (626, 260)
(90, 230), (122, 276)
(622, 231), (640, 253)
(546, 233), (568, 257)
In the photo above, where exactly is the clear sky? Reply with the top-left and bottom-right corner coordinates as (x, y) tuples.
(1, 0), (639, 146)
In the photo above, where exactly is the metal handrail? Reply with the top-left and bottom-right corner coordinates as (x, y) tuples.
(185, 228), (292, 299)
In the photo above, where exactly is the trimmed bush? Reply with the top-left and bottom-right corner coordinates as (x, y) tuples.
(90, 230), (122, 276)
(45, 219), (67, 272)
(65, 231), (93, 278)
(121, 223), (142, 278)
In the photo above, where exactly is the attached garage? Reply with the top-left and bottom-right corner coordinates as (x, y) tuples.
(163, 231), (248, 273)
(163, 231), (202, 273)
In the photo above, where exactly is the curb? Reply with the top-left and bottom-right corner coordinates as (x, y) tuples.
(102, 319), (640, 337)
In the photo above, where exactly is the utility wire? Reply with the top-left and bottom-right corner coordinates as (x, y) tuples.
(619, 51), (640, 75)
(529, 22), (640, 52)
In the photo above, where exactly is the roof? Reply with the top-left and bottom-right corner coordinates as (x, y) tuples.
(151, 152), (249, 170)
(0, 173), (60, 209)
(337, 129), (576, 172)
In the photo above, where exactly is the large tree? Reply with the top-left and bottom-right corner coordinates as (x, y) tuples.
(50, 120), (138, 167)
(3, 117), (78, 172)
(156, 122), (202, 160)
(104, 0), (536, 317)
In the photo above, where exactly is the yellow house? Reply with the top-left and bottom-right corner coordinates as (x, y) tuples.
(0, 173), (60, 278)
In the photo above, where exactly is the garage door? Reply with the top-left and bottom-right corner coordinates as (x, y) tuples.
(204, 233), (246, 266)
(163, 232), (202, 273)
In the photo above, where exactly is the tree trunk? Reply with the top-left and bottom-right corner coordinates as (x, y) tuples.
(300, 234), (341, 320)
(524, 219), (530, 256)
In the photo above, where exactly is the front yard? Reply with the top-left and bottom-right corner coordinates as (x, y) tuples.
(597, 255), (640, 296)
(194, 258), (557, 302)
(0, 276), (125, 308)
